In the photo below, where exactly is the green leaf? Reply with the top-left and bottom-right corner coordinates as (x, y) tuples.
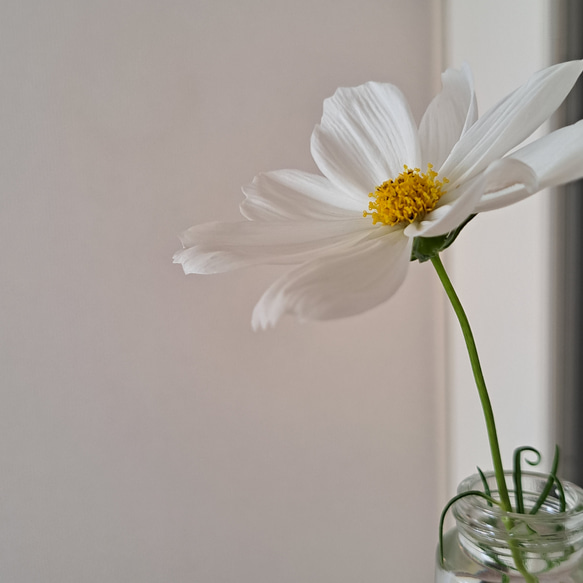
(477, 467), (493, 507)
(439, 490), (501, 566)
(513, 446), (541, 514)
(530, 445), (561, 515)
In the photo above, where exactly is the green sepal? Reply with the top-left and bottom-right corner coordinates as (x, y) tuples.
(410, 214), (476, 263)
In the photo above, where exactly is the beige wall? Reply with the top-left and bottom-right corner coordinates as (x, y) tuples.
(445, 0), (553, 490)
(0, 1), (444, 582)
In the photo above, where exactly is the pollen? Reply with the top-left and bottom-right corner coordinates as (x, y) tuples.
(363, 164), (449, 226)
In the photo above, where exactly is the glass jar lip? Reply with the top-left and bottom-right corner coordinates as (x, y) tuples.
(453, 471), (583, 573)
(454, 470), (583, 523)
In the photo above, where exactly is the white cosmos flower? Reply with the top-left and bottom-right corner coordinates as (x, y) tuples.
(174, 61), (583, 330)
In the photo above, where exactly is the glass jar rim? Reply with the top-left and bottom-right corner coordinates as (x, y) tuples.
(454, 470), (583, 525)
(450, 471), (583, 576)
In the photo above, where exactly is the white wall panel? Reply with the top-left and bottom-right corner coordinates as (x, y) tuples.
(0, 1), (444, 581)
(445, 0), (553, 491)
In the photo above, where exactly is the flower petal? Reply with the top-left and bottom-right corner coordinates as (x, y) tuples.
(173, 218), (376, 273)
(310, 82), (420, 196)
(404, 158), (538, 237)
(510, 120), (583, 189)
(240, 170), (364, 221)
(251, 229), (411, 329)
(440, 60), (583, 187)
(419, 63), (478, 170)
(476, 120), (583, 212)
(472, 184), (533, 213)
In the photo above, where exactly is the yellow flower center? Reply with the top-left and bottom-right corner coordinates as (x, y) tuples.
(363, 164), (449, 226)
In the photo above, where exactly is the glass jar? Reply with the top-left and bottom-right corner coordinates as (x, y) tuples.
(436, 471), (583, 582)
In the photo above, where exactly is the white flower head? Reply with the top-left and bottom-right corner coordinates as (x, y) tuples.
(174, 61), (583, 330)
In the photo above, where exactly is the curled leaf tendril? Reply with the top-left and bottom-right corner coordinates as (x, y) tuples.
(477, 466), (492, 507)
(530, 446), (561, 515)
(513, 446), (542, 513)
(439, 490), (501, 566)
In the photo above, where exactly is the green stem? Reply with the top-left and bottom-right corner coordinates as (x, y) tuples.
(430, 255), (510, 511)
(430, 255), (537, 583)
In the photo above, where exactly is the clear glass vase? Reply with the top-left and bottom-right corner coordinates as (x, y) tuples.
(436, 471), (583, 582)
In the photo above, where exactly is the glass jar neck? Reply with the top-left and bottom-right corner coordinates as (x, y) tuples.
(453, 471), (583, 577)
